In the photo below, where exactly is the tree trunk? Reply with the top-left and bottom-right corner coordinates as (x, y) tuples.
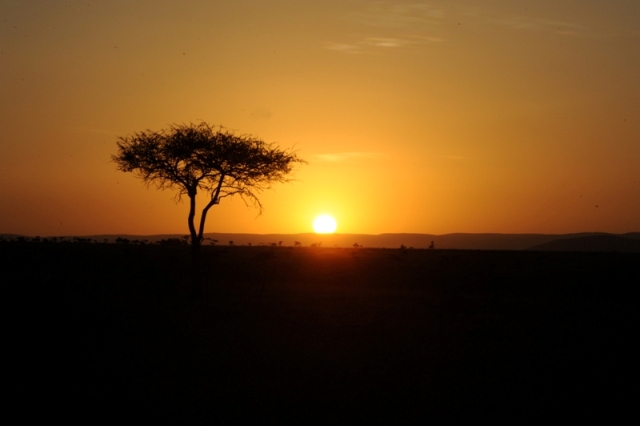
(191, 186), (220, 297)
(187, 193), (203, 297)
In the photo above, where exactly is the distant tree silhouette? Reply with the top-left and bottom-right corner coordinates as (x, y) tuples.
(158, 238), (185, 246)
(294, 241), (301, 247)
(112, 122), (305, 295)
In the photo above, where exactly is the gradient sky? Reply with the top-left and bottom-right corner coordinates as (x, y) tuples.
(1, 0), (639, 236)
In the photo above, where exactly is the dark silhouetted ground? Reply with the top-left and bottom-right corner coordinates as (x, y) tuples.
(6, 242), (636, 422)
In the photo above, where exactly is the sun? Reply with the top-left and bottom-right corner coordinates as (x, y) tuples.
(313, 214), (337, 234)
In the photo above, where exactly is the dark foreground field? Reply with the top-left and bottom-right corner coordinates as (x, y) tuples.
(6, 242), (637, 422)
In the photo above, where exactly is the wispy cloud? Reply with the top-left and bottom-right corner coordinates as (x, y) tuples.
(327, 1), (446, 54)
(315, 152), (381, 162)
(363, 37), (406, 48)
(325, 43), (361, 54)
(325, 36), (424, 54)
(326, 2), (633, 55)
(326, 34), (443, 54)
(495, 16), (586, 36)
(496, 15), (640, 39)
(352, 3), (445, 29)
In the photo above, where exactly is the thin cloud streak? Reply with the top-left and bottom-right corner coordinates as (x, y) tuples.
(325, 34), (444, 54)
(325, 43), (361, 54)
(327, 1), (447, 54)
(494, 12), (640, 39)
(315, 152), (382, 162)
(352, 2), (445, 29)
(327, 1), (638, 56)
(495, 16), (586, 37)
(363, 37), (406, 48)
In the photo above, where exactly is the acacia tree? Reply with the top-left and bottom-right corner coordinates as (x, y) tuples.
(112, 122), (305, 293)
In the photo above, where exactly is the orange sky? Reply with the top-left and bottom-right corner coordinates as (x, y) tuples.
(1, 0), (639, 236)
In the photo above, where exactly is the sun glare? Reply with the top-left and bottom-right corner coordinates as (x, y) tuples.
(313, 214), (337, 234)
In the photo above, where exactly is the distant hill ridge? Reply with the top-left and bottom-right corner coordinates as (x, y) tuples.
(2, 232), (639, 251)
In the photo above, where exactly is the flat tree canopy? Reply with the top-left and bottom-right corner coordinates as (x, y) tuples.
(112, 122), (305, 248)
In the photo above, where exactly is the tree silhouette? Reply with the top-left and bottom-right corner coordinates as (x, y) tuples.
(112, 122), (305, 294)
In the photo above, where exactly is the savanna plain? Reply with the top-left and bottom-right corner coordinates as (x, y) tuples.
(8, 241), (636, 422)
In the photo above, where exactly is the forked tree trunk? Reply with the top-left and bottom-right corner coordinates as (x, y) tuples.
(187, 189), (220, 297)
(187, 193), (203, 297)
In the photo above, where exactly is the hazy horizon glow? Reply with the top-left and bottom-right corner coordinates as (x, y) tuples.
(1, 1), (639, 236)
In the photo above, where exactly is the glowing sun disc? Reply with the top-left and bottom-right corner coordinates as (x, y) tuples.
(313, 215), (337, 234)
